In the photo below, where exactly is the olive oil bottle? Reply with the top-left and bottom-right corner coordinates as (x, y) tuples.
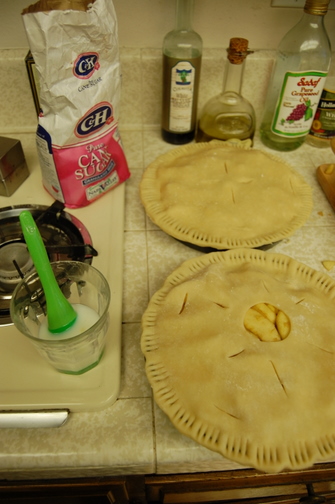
(196, 37), (255, 144)
(161, 0), (202, 144)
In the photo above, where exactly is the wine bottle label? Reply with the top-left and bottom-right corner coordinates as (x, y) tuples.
(271, 71), (327, 137)
(164, 58), (199, 132)
(308, 87), (335, 141)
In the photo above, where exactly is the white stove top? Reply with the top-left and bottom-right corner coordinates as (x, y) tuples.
(0, 146), (124, 427)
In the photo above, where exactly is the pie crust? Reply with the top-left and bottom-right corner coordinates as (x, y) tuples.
(141, 249), (335, 473)
(140, 142), (313, 249)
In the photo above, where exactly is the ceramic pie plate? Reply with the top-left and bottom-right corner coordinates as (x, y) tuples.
(140, 141), (313, 249)
(141, 249), (335, 473)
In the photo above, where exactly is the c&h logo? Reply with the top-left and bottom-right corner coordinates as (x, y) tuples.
(73, 52), (100, 79)
(75, 102), (114, 138)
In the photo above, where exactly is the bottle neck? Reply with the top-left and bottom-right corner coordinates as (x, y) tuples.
(222, 59), (245, 95)
(293, 9), (328, 45)
(278, 6), (330, 57)
(300, 10), (327, 25)
(175, 0), (194, 31)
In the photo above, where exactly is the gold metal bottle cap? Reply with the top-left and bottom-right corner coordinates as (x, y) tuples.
(304, 0), (330, 15)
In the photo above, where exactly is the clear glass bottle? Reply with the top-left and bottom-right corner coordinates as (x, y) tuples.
(162, 0), (202, 145)
(259, 0), (331, 152)
(196, 37), (255, 144)
(306, 57), (335, 148)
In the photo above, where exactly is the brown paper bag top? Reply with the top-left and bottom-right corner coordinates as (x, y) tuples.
(22, 0), (94, 14)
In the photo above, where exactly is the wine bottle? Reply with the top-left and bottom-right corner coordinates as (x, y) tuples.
(196, 37), (255, 144)
(162, 0), (202, 145)
(260, 0), (331, 152)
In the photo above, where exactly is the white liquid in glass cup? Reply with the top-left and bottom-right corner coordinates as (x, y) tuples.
(10, 261), (110, 375)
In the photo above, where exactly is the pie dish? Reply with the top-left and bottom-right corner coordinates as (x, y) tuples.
(141, 249), (335, 473)
(140, 142), (313, 249)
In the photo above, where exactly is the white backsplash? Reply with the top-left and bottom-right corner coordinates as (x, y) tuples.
(0, 47), (275, 136)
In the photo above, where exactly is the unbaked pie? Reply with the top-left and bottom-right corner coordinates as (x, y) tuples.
(141, 249), (335, 473)
(140, 142), (313, 249)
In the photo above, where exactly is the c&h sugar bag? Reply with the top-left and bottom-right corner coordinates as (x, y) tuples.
(22, 0), (130, 208)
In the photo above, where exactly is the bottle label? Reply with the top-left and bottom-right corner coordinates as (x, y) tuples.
(308, 87), (335, 141)
(168, 60), (197, 132)
(271, 71), (327, 137)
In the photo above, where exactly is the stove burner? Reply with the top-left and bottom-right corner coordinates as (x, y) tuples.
(0, 201), (97, 326)
(0, 240), (34, 291)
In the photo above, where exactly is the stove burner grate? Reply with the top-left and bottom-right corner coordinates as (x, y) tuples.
(0, 201), (97, 326)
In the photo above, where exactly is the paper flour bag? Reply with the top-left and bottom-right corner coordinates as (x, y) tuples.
(22, 0), (130, 208)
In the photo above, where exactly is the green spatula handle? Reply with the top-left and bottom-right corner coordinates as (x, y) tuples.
(19, 211), (77, 334)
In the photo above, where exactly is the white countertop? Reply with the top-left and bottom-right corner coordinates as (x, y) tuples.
(122, 128), (335, 477)
(0, 48), (335, 481)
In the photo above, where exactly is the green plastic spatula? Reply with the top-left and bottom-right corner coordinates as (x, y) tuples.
(19, 210), (77, 334)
